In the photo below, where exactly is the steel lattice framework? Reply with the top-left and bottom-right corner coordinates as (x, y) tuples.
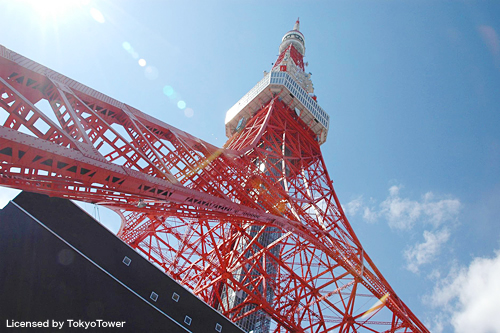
(0, 21), (429, 333)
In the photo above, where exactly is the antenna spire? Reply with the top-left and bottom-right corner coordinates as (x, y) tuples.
(294, 17), (300, 31)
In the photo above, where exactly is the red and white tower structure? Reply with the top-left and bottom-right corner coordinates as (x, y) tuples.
(0, 20), (429, 333)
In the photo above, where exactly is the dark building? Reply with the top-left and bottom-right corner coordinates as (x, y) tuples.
(0, 191), (244, 333)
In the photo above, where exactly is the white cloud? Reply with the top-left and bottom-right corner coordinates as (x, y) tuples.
(426, 315), (445, 333)
(345, 185), (461, 230)
(427, 268), (442, 281)
(478, 25), (500, 68)
(380, 185), (461, 230)
(420, 192), (462, 228)
(404, 228), (450, 273)
(429, 251), (500, 333)
(344, 195), (364, 217)
(362, 206), (378, 223)
(345, 185), (461, 273)
(345, 196), (379, 223)
(380, 186), (422, 229)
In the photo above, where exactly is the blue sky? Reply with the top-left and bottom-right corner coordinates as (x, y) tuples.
(1, 1), (499, 332)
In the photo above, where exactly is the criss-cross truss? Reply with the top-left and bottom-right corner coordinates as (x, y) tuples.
(0, 41), (429, 333)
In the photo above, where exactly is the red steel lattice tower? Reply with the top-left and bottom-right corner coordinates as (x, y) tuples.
(0, 20), (429, 333)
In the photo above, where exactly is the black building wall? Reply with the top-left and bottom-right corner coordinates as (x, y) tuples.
(0, 191), (243, 333)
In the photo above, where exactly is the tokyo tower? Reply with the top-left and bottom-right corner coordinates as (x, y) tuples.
(0, 19), (429, 333)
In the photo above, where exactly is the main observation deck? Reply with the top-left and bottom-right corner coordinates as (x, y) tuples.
(225, 71), (330, 145)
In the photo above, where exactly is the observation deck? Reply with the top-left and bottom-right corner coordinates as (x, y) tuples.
(225, 71), (330, 145)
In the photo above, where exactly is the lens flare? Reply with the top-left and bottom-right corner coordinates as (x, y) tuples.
(184, 108), (194, 118)
(90, 8), (105, 23)
(177, 100), (186, 109)
(182, 148), (224, 181)
(122, 42), (132, 51)
(163, 86), (174, 97)
(138, 59), (146, 67)
(144, 66), (159, 80)
(362, 293), (390, 319)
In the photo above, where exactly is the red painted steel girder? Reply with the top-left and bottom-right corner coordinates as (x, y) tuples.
(0, 44), (429, 333)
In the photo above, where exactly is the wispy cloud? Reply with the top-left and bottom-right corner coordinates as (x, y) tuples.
(345, 185), (461, 230)
(478, 25), (500, 68)
(362, 206), (378, 223)
(344, 195), (364, 217)
(404, 228), (450, 273)
(379, 185), (422, 229)
(345, 185), (461, 272)
(427, 250), (500, 333)
(381, 186), (460, 230)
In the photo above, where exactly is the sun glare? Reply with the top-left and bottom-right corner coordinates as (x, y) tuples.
(21, 0), (88, 18)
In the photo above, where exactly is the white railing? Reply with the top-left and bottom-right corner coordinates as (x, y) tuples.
(225, 71), (329, 132)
